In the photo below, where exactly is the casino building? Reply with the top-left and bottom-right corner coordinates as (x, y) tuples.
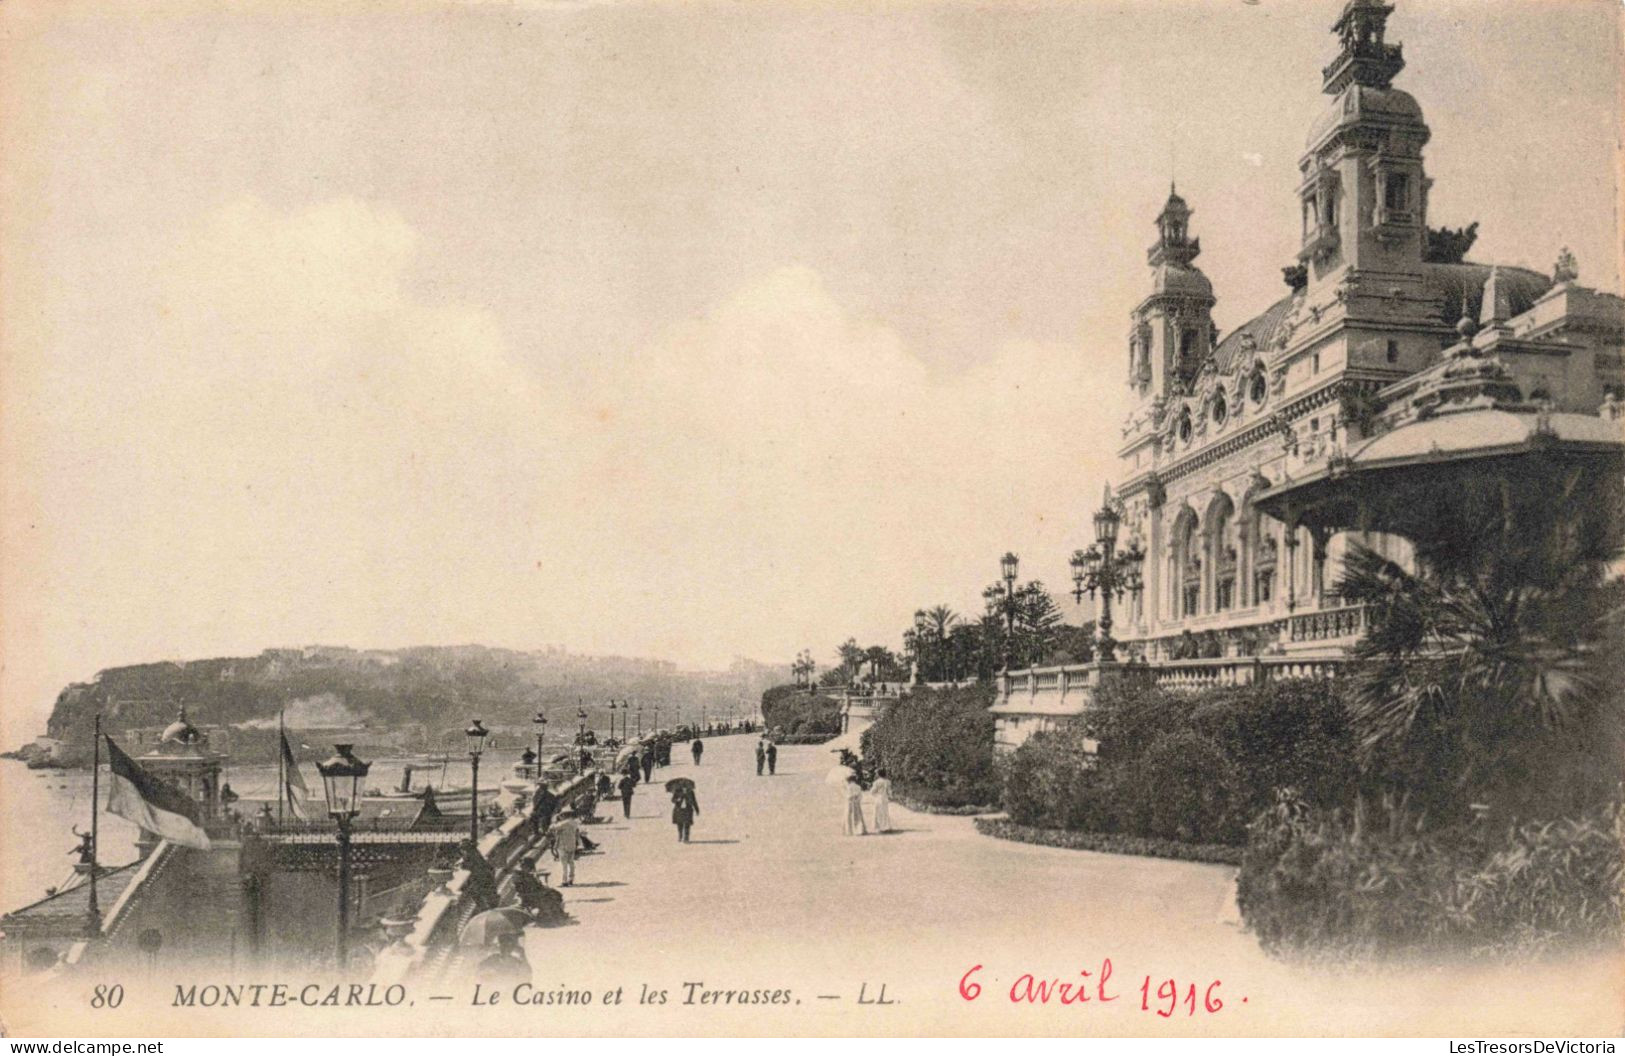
(993, 0), (1625, 751)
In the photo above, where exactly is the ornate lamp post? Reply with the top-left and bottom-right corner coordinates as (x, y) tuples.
(315, 743), (370, 972)
(532, 710), (548, 767)
(998, 551), (1020, 669)
(653, 703), (661, 731)
(465, 719), (489, 844)
(637, 704), (644, 736)
(607, 700), (619, 741)
(1070, 487), (1146, 663)
(576, 707), (588, 740)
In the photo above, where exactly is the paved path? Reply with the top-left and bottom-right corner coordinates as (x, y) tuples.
(517, 733), (1616, 1036)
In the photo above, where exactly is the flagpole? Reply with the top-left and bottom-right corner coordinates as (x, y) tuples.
(88, 714), (101, 934)
(277, 710), (285, 826)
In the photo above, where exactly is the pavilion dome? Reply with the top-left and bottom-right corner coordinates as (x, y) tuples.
(160, 709), (202, 745)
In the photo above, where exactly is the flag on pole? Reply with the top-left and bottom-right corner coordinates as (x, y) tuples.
(280, 731), (310, 821)
(104, 736), (211, 850)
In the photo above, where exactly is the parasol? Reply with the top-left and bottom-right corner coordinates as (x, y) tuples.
(823, 764), (857, 787)
(458, 907), (529, 947)
(664, 777), (695, 793)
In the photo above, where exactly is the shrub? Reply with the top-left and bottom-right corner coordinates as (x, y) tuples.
(1000, 725), (1099, 830)
(1000, 676), (1357, 849)
(861, 683), (998, 808)
(760, 684), (841, 736)
(1237, 791), (1625, 960)
(1116, 729), (1246, 844)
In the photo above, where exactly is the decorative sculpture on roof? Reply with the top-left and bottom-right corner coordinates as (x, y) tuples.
(1553, 247), (1579, 284)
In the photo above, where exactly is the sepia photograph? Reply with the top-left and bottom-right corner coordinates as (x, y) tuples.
(0, 0), (1621, 1042)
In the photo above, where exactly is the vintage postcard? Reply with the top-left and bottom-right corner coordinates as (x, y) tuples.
(1, 0), (1621, 1041)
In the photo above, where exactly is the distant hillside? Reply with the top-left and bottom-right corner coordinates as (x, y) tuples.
(35, 645), (786, 764)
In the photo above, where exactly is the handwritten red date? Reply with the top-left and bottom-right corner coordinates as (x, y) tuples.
(958, 963), (1231, 1016)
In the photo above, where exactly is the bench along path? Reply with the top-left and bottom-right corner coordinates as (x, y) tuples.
(516, 732), (1615, 1036)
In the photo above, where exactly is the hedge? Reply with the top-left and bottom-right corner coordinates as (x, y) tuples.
(975, 817), (1243, 865)
(1001, 677), (1358, 844)
(861, 683), (999, 808)
(892, 784), (998, 816)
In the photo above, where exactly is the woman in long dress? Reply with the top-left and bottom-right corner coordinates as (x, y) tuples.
(843, 775), (868, 836)
(870, 768), (892, 833)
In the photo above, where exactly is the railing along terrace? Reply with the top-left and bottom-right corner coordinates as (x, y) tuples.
(371, 771), (596, 984)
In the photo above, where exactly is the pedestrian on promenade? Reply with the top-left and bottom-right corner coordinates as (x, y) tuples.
(624, 757), (640, 789)
(870, 768), (892, 833)
(596, 771), (613, 798)
(530, 785), (559, 838)
(513, 855), (569, 926)
(755, 740), (766, 776)
(641, 745), (655, 784)
(459, 839), (502, 910)
(670, 785), (700, 843)
(843, 774), (868, 836)
(766, 741), (778, 776)
(691, 738), (704, 765)
(617, 771), (636, 818)
(547, 810), (582, 885)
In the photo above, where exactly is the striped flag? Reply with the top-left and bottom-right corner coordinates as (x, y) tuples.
(280, 730), (310, 820)
(104, 736), (211, 850)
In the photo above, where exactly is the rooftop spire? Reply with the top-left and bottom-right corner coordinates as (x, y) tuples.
(1148, 187), (1199, 268)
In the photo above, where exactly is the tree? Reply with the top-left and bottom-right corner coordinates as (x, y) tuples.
(1335, 460), (1625, 821)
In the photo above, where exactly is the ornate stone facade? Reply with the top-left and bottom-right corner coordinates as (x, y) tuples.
(993, 0), (1625, 752)
(1113, 0), (1624, 666)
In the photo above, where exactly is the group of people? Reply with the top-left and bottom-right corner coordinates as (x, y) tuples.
(755, 736), (778, 776)
(843, 767), (892, 836)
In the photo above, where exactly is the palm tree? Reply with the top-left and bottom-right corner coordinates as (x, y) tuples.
(1335, 464), (1625, 820)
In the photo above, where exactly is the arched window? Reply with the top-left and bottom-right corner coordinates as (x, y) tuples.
(1170, 507), (1200, 619)
(1213, 392), (1228, 426)
(1206, 492), (1236, 613)
(1178, 408), (1193, 444)
(1249, 368), (1267, 405)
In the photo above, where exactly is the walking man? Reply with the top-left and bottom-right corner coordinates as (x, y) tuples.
(755, 739), (766, 776)
(766, 740), (778, 776)
(691, 738), (704, 766)
(617, 770), (636, 818)
(547, 810), (582, 886)
(640, 744), (655, 784)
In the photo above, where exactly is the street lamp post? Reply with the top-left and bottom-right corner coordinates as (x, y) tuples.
(576, 706), (588, 740)
(465, 719), (489, 845)
(532, 710), (547, 769)
(315, 744), (371, 973)
(999, 551), (1020, 670)
(1070, 485), (1146, 663)
(607, 700), (619, 741)
(637, 705), (644, 736)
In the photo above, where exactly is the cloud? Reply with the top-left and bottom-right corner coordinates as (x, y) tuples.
(5, 195), (1128, 741)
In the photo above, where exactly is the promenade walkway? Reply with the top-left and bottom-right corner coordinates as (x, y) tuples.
(516, 733), (1616, 1036)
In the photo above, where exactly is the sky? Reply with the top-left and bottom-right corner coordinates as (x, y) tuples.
(0, 0), (1619, 745)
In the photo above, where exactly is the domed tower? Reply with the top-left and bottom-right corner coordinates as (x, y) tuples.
(139, 705), (224, 822)
(1129, 186), (1217, 400)
(1298, 0), (1430, 291)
